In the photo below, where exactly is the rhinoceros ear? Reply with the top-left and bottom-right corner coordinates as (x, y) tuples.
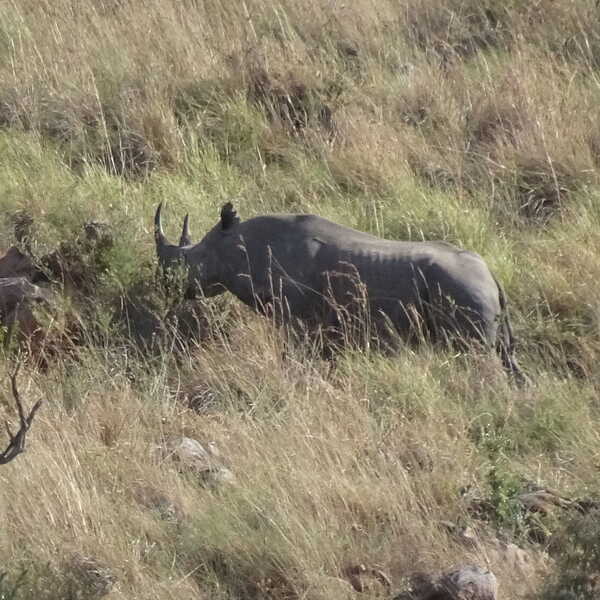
(220, 202), (240, 231)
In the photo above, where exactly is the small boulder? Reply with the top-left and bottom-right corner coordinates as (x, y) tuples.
(161, 436), (221, 468)
(156, 436), (234, 488)
(438, 566), (498, 600)
(198, 466), (236, 489)
(395, 565), (497, 600)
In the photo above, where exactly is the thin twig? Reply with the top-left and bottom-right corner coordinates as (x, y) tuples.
(0, 362), (42, 465)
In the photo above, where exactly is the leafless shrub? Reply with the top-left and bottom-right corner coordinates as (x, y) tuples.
(0, 363), (42, 466)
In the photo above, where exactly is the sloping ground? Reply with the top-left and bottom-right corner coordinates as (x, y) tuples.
(1, 1), (600, 598)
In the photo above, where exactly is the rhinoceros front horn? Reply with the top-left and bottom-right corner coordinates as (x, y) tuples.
(179, 214), (192, 247)
(154, 202), (171, 253)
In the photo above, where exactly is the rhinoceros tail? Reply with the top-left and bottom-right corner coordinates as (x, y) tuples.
(494, 276), (530, 386)
(496, 279), (515, 353)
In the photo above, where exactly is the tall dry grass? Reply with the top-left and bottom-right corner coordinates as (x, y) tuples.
(0, 1), (600, 598)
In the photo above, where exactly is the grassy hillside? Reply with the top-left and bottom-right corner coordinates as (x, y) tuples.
(1, 1), (600, 598)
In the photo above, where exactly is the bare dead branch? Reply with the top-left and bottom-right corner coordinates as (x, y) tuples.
(0, 362), (42, 465)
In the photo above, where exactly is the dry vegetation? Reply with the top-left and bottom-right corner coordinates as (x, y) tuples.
(1, 0), (600, 598)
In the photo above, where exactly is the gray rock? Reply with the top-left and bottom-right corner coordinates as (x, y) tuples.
(156, 436), (233, 487)
(395, 565), (497, 600)
(198, 466), (236, 489)
(159, 436), (220, 469)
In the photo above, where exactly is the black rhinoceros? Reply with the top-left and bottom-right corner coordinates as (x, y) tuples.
(154, 202), (527, 383)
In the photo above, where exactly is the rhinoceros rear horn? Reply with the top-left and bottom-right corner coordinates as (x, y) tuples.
(220, 202), (240, 231)
(154, 203), (170, 251)
(179, 214), (192, 247)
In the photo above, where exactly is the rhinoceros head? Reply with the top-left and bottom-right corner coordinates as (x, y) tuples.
(154, 202), (243, 299)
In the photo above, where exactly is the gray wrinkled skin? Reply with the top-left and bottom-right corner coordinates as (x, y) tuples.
(155, 203), (527, 384)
